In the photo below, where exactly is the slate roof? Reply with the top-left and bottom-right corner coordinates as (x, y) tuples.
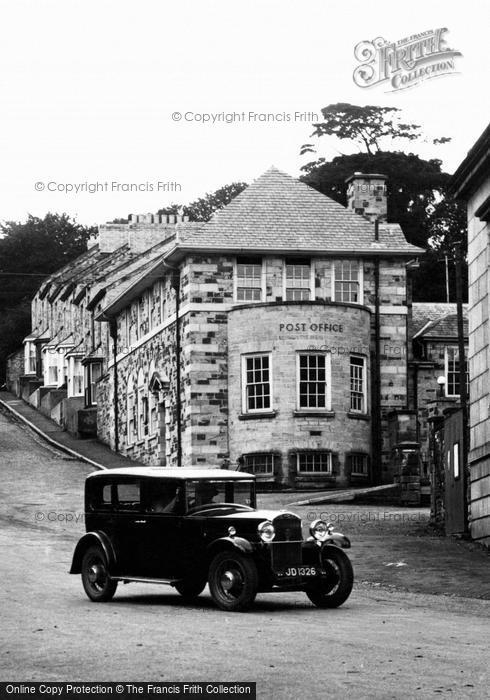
(165, 167), (423, 260)
(412, 303), (468, 339)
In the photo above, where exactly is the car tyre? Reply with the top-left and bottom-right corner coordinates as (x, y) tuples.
(81, 545), (117, 602)
(208, 551), (258, 612)
(174, 577), (207, 601)
(305, 546), (353, 608)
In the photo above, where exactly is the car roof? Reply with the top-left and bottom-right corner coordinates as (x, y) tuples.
(86, 467), (255, 481)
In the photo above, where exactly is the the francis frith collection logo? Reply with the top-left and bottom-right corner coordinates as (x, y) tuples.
(353, 28), (462, 91)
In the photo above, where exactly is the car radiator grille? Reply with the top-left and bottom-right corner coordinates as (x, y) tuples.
(270, 515), (303, 570)
(273, 516), (302, 541)
(271, 542), (302, 571)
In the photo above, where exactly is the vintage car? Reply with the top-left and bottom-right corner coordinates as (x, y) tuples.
(70, 467), (354, 612)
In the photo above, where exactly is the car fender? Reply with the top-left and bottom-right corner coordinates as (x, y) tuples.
(206, 536), (254, 561)
(306, 533), (351, 549)
(69, 531), (117, 574)
(323, 533), (351, 549)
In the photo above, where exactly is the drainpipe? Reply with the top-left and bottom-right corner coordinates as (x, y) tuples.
(109, 318), (119, 453)
(171, 269), (182, 466)
(371, 219), (382, 484)
(455, 247), (469, 535)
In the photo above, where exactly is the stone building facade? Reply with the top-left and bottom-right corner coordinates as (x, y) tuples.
(17, 166), (472, 490)
(92, 168), (423, 487)
(450, 123), (490, 546)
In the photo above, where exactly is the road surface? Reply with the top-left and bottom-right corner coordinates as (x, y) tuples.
(0, 409), (489, 699)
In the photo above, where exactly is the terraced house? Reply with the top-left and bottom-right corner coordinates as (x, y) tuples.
(15, 167), (446, 489)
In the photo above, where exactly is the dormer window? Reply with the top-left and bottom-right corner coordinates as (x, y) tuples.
(285, 258), (313, 300)
(235, 257), (264, 302)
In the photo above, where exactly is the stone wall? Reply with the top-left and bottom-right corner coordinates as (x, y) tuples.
(467, 172), (490, 545)
(6, 349), (24, 395)
(227, 301), (372, 487)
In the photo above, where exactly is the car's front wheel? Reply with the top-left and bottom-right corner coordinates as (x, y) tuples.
(305, 546), (353, 608)
(208, 551), (258, 612)
(81, 546), (117, 602)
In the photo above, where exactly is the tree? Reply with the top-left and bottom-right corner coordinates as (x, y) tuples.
(299, 106), (465, 302)
(158, 182), (248, 222)
(301, 151), (448, 249)
(0, 213), (95, 377)
(301, 103), (424, 156)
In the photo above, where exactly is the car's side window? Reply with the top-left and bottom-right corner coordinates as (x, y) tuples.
(102, 484), (112, 507)
(147, 481), (183, 515)
(114, 481), (141, 510)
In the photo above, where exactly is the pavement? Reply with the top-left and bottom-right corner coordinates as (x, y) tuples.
(0, 389), (142, 470)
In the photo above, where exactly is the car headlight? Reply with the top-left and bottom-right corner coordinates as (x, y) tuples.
(309, 519), (331, 541)
(258, 520), (275, 542)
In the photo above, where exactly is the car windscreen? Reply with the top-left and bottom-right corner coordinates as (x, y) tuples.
(186, 480), (255, 511)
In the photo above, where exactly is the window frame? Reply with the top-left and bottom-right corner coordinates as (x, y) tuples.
(296, 452), (333, 475)
(234, 257), (265, 303)
(283, 258), (315, 301)
(67, 356), (84, 398)
(241, 352), (273, 414)
(127, 376), (136, 446)
(84, 361), (102, 407)
(349, 453), (369, 476)
(296, 351), (331, 412)
(444, 346), (469, 398)
(332, 260), (363, 304)
(243, 453), (275, 476)
(25, 341), (37, 375)
(349, 355), (367, 413)
(137, 369), (149, 440)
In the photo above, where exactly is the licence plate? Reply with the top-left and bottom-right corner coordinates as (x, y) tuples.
(276, 566), (317, 578)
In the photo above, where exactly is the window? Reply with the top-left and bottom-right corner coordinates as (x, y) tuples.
(115, 481), (140, 510)
(349, 453), (368, 476)
(45, 350), (60, 386)
(445, 347), (469, 397)
(85, 362), (102, 406)
(127, 377), (136, 446)
(297, 353), (330, 410)
(243, 454), (275, 476)
(126, 308), (137, 347)
(334, 261), (360, 303)
(68, 357), (84, 397)
(148, 481), (183, 514)
(48, 364), (59, 386)
(25, 342), (37, 374)
(149, 283), (163, 330)
(285, 260), (312, 300)
(350, 356), (366, 412)
(136, 369), (149, 440)
(236, 258), (263, 302)
(242, 354), (271, 413)
(453, 442), (460, 480)
(297, 453), (332, 474)
(148, 362), (159, 437)
(138, 292), (150, 338)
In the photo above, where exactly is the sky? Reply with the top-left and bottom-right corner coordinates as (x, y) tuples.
(0, 0), (488, 226)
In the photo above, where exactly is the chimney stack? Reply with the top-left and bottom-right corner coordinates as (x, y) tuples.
(345, 172), (387, 223)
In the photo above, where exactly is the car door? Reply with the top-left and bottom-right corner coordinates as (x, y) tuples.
(110, 478), (148, 576)
(140, 479), (186, 578)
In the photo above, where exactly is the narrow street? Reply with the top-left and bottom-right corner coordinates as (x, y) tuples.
(0, 409), (489, 699)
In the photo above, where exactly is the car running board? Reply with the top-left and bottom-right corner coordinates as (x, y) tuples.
(111, 576), (182, 586)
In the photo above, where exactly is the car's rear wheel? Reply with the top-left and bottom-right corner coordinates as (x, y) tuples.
(81, 546), (117, 602)
(305, 546), (353, 608)
(174, 577), (207, 601)
(208, 551), (258, 612)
